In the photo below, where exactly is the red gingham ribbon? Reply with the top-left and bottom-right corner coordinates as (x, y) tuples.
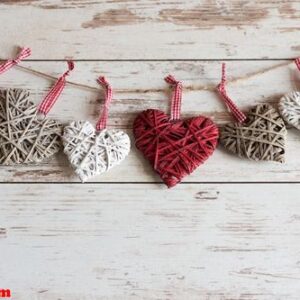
(295, 58), (300, 71)
(38, 61), (74, 116)
(96, 76), (113, 131)
(217, 63), (247, 123)
(165, 75), (182, 120)
(0, 47), (31, 74)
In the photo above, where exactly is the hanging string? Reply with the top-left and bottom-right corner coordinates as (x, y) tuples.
(96, 76), (113, 131)
(38, 60), (74, 116)
(164, 75), (183, 120)
(0, 47), (31, 75)
(217, 63), (247, 123)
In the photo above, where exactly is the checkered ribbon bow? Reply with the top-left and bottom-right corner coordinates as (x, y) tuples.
(96, 76), (113, 131)
(217, 63), (247, 123)
(165, 75), (183, 120)
(295, 58), (300, 71)
(0, 47), (31, 75)
(38, 61), (74, 116)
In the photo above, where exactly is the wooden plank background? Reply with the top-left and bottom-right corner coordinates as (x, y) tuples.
(1, 1), (300, 299)
(1, 0), (300, 59)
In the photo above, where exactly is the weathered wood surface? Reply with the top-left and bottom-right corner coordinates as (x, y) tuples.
(0, 0), (300, 59)
(1, 1), (300, 299)
(0, 61), (300, 182)
(1, 184), (300, 300)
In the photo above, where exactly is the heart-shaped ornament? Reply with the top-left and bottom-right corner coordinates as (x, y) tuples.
(133, 75), (219, 188)
(63, 76), (130, 182)
(134, 109), (219, 187)
(0, 60), (74, 165)
(278, 59), (300, 130)
(63, 120), (130, 182)
(217, 63), (287, 163)
(278, 91), (300, 130)
(0, 89), (63, 165)
(220, 104), (286, 162)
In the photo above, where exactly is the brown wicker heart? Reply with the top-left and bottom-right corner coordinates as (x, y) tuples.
(220, 104), (287, 162)
(0, 89), (63, 165)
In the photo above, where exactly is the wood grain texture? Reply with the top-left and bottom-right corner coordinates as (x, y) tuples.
(0, 0), (300, 59)
(1, 1), (299, 299)
(1, 183), (300, 299)
(0, 60), (300, 182)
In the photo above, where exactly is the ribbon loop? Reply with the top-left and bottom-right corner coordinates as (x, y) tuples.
(96, 76), (113, 131)
(217, 63), (247, 123)
(295, 58), (300, 71)
(63, 61), (74, 77)
(164, 74), (182, 120)
(38, 60), (74, 116)
(0, 47), (31, 75)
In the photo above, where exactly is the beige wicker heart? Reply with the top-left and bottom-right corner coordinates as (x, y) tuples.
(0, 88), (63, 165)
(220, 104), (287, 162)
(63, 120), (130, 182)
(278, 91), (300, 130)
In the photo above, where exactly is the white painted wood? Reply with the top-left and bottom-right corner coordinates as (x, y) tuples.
(1, 183), (300, 299)
(0, 60), (300, 182)
(0, 0), (299, 59)
(0, 2), (299, 299)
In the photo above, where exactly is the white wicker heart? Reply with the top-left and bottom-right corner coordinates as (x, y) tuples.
(63, 120), (130, 182)
(279, 91), (300, 130)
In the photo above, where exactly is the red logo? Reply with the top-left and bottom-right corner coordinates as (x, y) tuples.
(0, 290), (11, 298)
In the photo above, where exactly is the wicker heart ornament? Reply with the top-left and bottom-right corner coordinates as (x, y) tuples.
(278, 59), (300, 130)
(279, 91), (300, 130)
(63, 77), (130, 182)
(220, 104), (286, 162)
(0, 50), (73, 165)
(133, 75), (219, 188)
(0, 89), (62, 165)
(217, 63), (287, 162)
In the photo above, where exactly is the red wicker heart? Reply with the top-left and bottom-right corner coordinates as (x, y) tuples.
(133, 109), (219, 187)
